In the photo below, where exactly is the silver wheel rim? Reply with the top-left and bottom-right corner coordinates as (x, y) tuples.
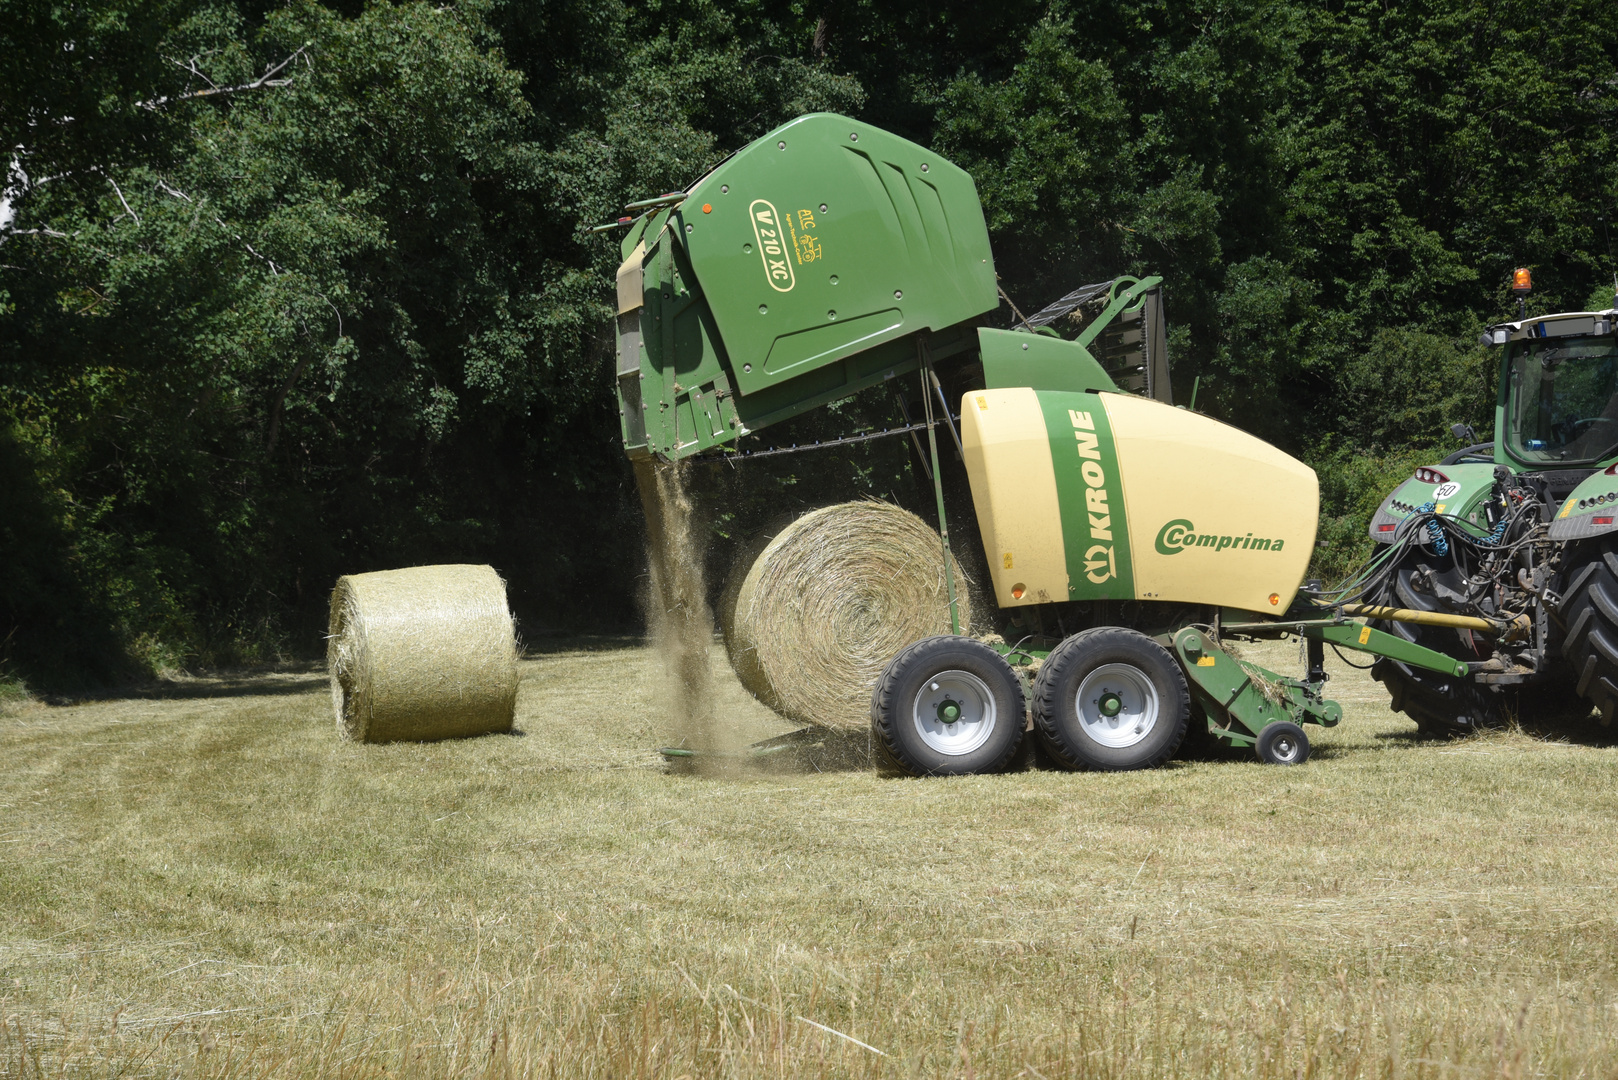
(1269, 730), (1301, 762)
(1075, 663), (1159, 748)
(911, 670), (997, 756)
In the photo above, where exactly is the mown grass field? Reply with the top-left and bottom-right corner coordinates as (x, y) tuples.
(4, 637), (1618, 1078)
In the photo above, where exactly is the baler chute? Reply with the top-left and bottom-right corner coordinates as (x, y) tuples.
(608, 112), (1473, 775)
(613, 113), (997, 461)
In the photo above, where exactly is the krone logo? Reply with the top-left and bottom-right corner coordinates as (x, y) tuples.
(749, 200), (795, 293)
(1084, 544), (1116, 584)
(1068, 408), (1117, 583)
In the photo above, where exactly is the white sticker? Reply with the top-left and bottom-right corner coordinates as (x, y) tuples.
(1433, 481), (1461, 499)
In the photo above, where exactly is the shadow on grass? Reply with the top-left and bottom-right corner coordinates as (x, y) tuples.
(663, 727), (880, 776)
(1371, 716), (1618, 749)
(518, 633), (644, 657)
(37, 636), (649, 707)
(38, 666), (327, 705)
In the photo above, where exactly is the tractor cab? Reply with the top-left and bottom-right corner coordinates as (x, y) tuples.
(1369, 279), (1618, 546)
(1490, 309), (1618, 473)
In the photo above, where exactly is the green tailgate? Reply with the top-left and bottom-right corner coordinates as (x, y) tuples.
(677, 114), (999, 397)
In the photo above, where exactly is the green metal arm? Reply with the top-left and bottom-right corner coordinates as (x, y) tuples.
(1074, 276), (1164, 351)
(1221, 616), (1469, 678)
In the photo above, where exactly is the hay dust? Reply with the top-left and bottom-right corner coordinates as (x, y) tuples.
(634, 458), (720, 756)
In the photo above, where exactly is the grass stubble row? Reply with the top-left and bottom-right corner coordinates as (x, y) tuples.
(7, 585), (1618, 1076)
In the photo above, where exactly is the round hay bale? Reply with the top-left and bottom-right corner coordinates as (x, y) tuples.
(327, 564), (518, 743)
(720, 502), (972, 731)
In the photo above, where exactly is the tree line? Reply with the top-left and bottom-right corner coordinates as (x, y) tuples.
(3, 0), (1616, 688)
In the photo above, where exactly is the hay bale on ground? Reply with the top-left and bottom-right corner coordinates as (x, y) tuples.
(720, 502), (972, 731)
(327, 564), (518, 743)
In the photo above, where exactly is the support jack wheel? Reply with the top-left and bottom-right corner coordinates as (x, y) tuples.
(1257, 721), (1309, 765)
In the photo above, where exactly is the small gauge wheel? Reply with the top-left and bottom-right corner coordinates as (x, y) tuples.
(1256, 721), (1310, 765)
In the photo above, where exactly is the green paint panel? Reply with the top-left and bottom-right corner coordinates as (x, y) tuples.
(1035, 390), (1134, 600)
(679, 113), (998, 397)
(1383, 463), (1498, 536)
(978, 328), (1118, 394)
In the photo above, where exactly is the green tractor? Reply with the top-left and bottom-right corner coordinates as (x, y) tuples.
(1364, 270), (1618, 733)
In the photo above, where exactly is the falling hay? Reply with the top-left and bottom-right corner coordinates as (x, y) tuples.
(634, 458), (717, 752)
(720, 501), (972, 731)
(327, 564), (518, 743)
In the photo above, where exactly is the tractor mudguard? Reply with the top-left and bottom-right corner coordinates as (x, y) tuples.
(1549, 468), (1618, 540)
(1368, 462), (1500, 543)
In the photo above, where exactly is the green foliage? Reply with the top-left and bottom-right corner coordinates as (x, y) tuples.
(5, 0), (1618, 686)
(1309, 442), (1451, 588)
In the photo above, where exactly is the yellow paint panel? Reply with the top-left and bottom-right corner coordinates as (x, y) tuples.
(960, 388), (1068, 606)
(615, 242), (646, 314)
(1101, 393), (1319, 613)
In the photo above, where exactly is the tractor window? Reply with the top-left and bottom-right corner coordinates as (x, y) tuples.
(1506, 337), (1618, 464)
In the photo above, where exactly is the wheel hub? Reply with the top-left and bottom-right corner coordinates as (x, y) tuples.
(1074, 663), (1160, 749)
(912, 671), (997, 756)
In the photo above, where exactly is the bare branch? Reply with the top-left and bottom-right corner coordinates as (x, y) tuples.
(167, 54), (222, 93)
(213, 215), (282, 275)
(0, 227), (77, 243)
(107, 175), (140, 225)
(153, 176), (192, 203)
(138, 44), (311, 110)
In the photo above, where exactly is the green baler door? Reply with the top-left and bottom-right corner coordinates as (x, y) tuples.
(677, 113), (998, 396)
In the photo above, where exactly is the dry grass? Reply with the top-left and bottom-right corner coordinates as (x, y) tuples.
(4, 637), (1618, 1078)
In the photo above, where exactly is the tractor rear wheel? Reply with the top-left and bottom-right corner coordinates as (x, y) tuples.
(1559, 536), (1618, 724)
(1033, 627), (1189, 770)
(871, 636), (1025, 776)
(1370, 555), (1587, 735)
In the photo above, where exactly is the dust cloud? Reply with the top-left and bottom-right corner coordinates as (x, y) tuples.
(633, 458), (718, 757)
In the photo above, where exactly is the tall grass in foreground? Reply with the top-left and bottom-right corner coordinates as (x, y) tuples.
(6, 962), (1612, 1078)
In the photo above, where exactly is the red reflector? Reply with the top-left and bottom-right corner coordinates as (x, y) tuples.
(1378, 524), (1396, 532)
(1597, 517), (1614, 526)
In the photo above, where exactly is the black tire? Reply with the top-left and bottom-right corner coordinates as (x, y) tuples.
(1369, 555), (1498, 735)
(1370, 555), (1589, 734)
(1032, 627), (1189, 771)
(871, 636), (1025, 776)
(1560, 536), (1618, 724)
(1256, 721), (1310, 765)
